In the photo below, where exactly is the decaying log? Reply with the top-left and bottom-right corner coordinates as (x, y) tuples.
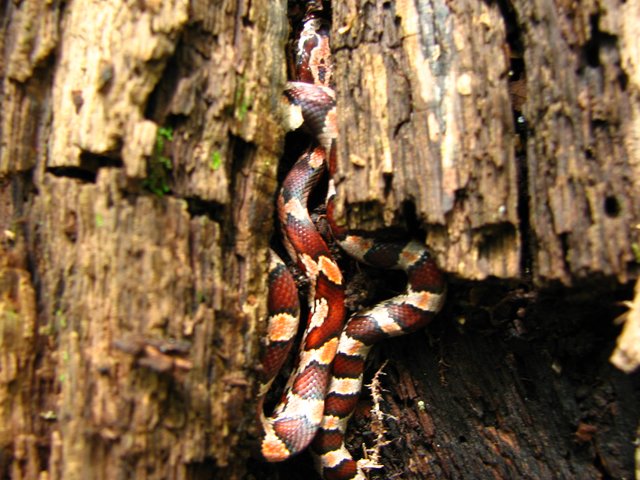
(1, 0), (287, 478)
(331, 0), (640, 286)
(517, 0), (639, 285)
(332, 0), (519, 281)
(0, 0), (638, 479)
(319, 1), (639, 479)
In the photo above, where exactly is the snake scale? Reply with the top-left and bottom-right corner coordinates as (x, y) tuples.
(258, 2), (446, 478)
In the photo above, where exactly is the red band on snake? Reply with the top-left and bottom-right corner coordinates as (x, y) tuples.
(259, 3), (446, 479)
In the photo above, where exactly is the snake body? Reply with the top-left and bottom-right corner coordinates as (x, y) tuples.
(259, 3), (446, 478)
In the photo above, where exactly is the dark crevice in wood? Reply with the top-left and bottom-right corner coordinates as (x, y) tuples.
(143, 46), (180, 122)
(46, 166), (97, 183)
(143, 26), (201, 124)
(591, 117), (610, 130)
(603, 195), (621, 218)
(515, 151), (533, 278)
(185, 197), (225, 224)
(617, 69), (629, 91)
(558, 232), (571, 274)
(278, 130), (310, 183)
(230, 134), (255, 183)
(401, 200), (421, 236)
(477, 223), (518, 265)
(47, 153), (124, 183)
(392, 116), (410, 137)
(499, 0), (531, 281)
(496, 0), (524, 56)
(583, 13), (618, 69)
(80, 151), (124, 170)
(382, 172), (393, 198)
(188, 458), (232, 480)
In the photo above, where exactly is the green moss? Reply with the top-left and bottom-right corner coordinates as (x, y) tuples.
(233, 76), (253, 122)
(209, 151), (222, 171)
(157, 127), (173, 142)
(144, 126), (174, 196)
(237, 96), (251, 121)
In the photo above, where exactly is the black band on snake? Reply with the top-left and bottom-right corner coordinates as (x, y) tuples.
(258, 3), (446, 479)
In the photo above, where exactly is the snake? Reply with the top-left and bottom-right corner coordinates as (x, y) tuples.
(258, 3), (446, 479)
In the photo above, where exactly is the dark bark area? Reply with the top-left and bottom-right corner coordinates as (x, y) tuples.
(1, 1), (639, 480)
(301, 0), (639, 478)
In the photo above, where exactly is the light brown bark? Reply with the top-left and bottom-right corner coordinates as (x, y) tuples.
(1, 1), (286, 478)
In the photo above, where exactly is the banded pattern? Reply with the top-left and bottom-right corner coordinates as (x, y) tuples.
(312, 240), (446, 479)
(294, 15), (332, 86)
(284, 81), (337, 155)
(260, 143), (346, 461)
(258, 250), (301, 396)
(258, 2), (447, 478)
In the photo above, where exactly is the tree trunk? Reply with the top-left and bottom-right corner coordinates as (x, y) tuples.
(1, 0), (286, 478)
(1, 1), (638, 480)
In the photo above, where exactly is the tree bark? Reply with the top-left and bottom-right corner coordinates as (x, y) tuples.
(1, 1), (639, 480)
(2, 0), (286, 478)
(324, 1), (640, 479)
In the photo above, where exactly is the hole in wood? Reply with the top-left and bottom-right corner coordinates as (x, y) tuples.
(603, 196), (621, 218)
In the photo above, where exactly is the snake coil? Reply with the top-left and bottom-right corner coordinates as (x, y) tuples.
(258, 3), (446, 479)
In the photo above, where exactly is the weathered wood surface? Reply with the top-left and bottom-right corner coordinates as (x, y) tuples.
(332, 0), (519, 281)
(0, 0), (639, 479)
(1, 0), (287, 478)
(319, 1), (639, 479)
(331, 0), (640, 286)
(517, 0), (639, 285)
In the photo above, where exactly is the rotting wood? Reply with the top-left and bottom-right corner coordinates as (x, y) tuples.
(510, 0), (639, 285)
(0, 0), (639, 479)
(0, 203), (38, 479)
(288, 1), (640, 479)
(331, 0), (640, 287)
(332, 0), (520, 281)
(48, 1), (189, 177)
(1, 0), (288, 478)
